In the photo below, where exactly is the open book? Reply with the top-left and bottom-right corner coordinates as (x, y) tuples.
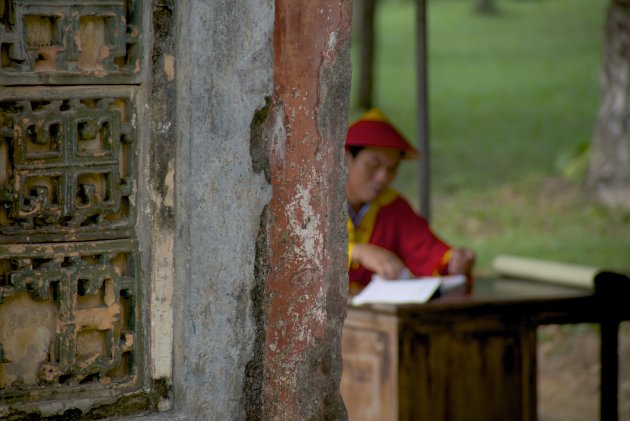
(351, 274), (466, 306)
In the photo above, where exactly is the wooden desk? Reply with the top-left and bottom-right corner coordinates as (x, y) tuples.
(341, 274), (630, 421)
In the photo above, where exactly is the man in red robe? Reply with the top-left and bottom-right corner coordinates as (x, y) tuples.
(346, 108), (475, 291)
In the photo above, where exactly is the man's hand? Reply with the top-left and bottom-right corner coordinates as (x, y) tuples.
(351, 243), (405, 280)
(448, 248), (476, 292)
(448, 248), (476, 275)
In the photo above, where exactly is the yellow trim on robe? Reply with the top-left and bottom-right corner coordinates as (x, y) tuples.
(348, 188), (400, 269)
(433, 248), (452, 276)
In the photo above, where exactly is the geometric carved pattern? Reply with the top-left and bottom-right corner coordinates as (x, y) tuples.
(0, 0), (142, 85)
(0, 240), (139, 397)
(0, 1), (144, 411)
(0, 91), (136, 243)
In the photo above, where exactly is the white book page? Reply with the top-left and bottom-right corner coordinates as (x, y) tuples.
(351, 276), (441, 306)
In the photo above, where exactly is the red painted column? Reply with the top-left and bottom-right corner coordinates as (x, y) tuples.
(263, 0), (352, 418)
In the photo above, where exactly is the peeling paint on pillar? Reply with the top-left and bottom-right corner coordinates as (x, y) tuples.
(264, 0), (352, 419)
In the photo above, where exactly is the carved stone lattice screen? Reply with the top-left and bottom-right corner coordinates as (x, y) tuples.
(0, 0), (142, 84)
(0, 0), (144, 407)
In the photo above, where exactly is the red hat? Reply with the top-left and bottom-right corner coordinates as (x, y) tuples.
(346, 108), (418, 159)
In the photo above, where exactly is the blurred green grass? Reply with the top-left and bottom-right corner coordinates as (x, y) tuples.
(350, 0), (630, 274)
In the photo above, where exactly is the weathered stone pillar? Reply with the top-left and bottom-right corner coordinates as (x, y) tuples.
(171, 0), (274, 417)
(174, 0), (351, 419)
(259, 1), (352, 419)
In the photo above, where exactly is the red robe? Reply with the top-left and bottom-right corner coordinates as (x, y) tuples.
(348, 188), (451, 288)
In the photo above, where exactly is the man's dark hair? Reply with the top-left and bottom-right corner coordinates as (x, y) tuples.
(347, 146), (404, 159)
(347, 146), (364, 157)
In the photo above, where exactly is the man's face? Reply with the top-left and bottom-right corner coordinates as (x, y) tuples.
(346, 147), (401, 207)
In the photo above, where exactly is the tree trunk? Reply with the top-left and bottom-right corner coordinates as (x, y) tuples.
(587, 0), (630, 209)
(357, 0), (376, 109)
